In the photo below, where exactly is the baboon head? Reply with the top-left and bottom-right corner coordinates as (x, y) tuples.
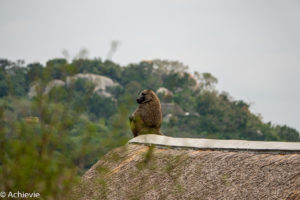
(136, 89), (156, 104)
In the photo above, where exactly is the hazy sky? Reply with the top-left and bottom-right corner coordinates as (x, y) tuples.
(1, 0), (300, 131)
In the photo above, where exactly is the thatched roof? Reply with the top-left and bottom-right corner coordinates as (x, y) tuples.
(73, 140), (300, 200)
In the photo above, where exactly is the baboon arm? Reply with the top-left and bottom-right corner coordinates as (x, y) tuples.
(129, 117), (139, 137)
(129, 115), (134, 122)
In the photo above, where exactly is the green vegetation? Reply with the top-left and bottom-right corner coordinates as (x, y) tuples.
(0, 57), (299, 199)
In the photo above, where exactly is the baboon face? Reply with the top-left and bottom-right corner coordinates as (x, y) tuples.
(136, 90), (153, 104)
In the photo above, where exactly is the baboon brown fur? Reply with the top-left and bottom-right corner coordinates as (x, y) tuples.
(129, 89), (163, 137)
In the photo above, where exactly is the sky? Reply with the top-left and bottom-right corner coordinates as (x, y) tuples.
(0, 0), (300, 131)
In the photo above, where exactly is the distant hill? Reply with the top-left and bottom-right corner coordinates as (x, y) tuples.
(1, 57), (299, 143)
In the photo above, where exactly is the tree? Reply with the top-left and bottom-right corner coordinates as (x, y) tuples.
(6, 65), (29, 96)
(277, 125), (300, 141)
(0, 70), (8, 97)
(194, 72), (218, 91)
(27, 63), (43, 83)
(45, 58), (68, 80)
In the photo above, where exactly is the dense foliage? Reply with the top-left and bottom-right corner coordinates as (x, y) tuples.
(0, 57), (299, 199)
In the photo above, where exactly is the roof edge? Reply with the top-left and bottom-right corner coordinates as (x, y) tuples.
(128, 134), (300, 154)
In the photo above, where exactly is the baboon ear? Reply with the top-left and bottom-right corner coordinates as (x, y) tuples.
(138, 89), (144, 95)
(150, 90), (156, 96)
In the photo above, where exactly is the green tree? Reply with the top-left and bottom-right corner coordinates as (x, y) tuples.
(27, 63), (43, 83)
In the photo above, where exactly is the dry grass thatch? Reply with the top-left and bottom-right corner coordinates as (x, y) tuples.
(73, 144), (300, 200)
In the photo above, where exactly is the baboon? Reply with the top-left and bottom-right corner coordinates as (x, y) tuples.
(129, 89), (163, 137)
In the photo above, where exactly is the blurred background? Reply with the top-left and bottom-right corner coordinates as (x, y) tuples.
(0, 0), (299, 199)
